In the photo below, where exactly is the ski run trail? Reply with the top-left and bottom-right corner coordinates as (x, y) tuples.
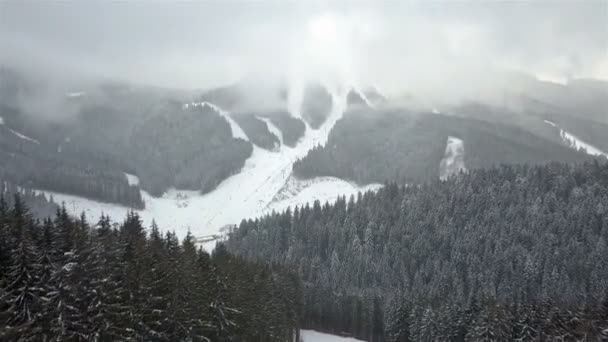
(439, 136), (467, 180)
(544, 120), (608, 158)
(38, 88), (382, 248)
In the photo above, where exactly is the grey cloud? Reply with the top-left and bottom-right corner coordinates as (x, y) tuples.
(0, 1), (606, 98)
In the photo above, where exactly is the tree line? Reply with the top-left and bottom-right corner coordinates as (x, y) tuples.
(227, 161), (608, 341)
(0, 195), (302, 341)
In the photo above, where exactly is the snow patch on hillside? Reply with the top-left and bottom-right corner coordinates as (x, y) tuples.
(439, 136), (466, 180)
(267, 176), (382, 213)
(124, 173), (140, 186)
(9, 129), (39, 144)
(302, 330), (364, 342)
(65, 92), (85, 98)
(544, 120), (608, 158)
(0, 116), (4, 125)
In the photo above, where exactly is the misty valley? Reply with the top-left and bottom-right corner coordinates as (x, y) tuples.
(1, 2), (608, 341)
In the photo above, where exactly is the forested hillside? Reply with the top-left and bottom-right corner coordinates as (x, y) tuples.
(0, 69), (258, 203)
(131, 104), (252, 195)
(227, 161), (608, 341)
(451, 102), (608, 154)
(0, 196), (302, 341)
(230, 112), (281, 150)
(293, 108), (591, 185)
(256, 111), (306, 147)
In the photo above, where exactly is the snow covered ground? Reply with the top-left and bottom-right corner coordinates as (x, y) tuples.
(439, 136), (466, 180)
(36, 88), (381, 246)
(544, 120), (608, 158)
(301, 330), (364, 342)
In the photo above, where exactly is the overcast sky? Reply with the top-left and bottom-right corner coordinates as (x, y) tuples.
(1, 1), (607, 94)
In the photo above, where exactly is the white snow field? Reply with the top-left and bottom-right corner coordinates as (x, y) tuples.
(544, 120), (608, 158)
(301, 330), (364, 342)
(439, 136), (467, 180)
(37, 88), (381, 245)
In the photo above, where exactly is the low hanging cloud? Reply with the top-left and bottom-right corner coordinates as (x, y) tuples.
(0, 1), (606, 102)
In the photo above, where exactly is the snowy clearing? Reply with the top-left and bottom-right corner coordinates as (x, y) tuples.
(439, 136), (466, 180)
(301, 330), (365, 342)
(544, 120), (608, 158)
(36, 88), (381, 246)
(124, 173), (140, 186)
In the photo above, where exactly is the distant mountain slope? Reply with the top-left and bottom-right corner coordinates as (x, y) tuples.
(230, 113), (280, 150)
(0, 70), (254, 202)
(293, 107), (592, 185)
(256, 111), (306, 147)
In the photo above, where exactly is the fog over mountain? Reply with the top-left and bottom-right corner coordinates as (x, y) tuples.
(1, 1), (607, 110)
(2, 3), (608, 341)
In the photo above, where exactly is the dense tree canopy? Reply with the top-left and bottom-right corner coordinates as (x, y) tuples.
(228, 161), (608, 341)
(293, 109), (592, 185)
(0, 196), (301, 341)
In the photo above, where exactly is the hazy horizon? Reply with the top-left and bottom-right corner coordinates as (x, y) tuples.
(1, 1), (607, 96)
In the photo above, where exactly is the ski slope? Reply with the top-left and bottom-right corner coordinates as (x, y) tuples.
(301, 330), (364, 342)
(36, 88), (381, 244)
(544, 120), (608, 158)
(439, 136), (466, 180)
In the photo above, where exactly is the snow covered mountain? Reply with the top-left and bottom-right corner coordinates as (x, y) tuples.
(29, 84), (382, 246)
(2, 66), (607, 246)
